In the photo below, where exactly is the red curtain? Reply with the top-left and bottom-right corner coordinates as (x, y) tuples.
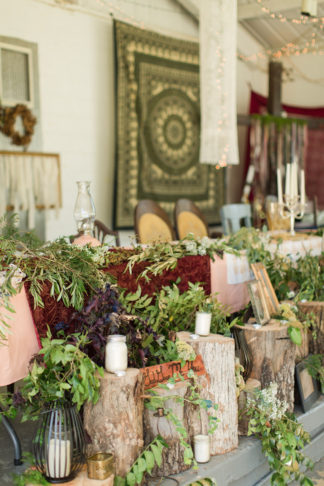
(248, 91), (324, 208)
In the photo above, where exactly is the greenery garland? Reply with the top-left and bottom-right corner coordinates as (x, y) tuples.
(0, 103), (37, 146)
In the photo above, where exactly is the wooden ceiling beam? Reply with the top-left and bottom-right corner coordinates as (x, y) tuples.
(173, 0), (199, 22)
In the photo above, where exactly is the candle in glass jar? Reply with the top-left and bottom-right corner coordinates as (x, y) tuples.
(105, 335), (128, 373)
(46, 438), (71, 478)
(194, 434), (210, 463)
(195, 312), (212, 336)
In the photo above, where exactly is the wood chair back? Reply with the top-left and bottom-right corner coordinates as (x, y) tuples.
(134, 200), (175, 244)
(174, 199), (209, 240)
(295, 196), (319, 231)
(220, 203), (252, 235)
(93, 219), (120, 246)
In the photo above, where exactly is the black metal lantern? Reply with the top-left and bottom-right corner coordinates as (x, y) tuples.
(32, 403), (85, 483)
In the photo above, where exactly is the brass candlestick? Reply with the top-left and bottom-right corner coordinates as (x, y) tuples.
(279, 194), (305, 236)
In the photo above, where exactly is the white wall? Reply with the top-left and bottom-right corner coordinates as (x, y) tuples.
(0, 0), (197, 242)
(1, 0), (322, 240)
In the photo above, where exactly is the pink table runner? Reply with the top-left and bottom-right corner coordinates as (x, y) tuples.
(0, 286), (40, 386)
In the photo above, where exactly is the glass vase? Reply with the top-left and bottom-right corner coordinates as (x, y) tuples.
(73, 181), (95, 236)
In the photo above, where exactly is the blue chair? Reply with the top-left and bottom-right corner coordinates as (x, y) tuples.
(220, 204), (252, 235)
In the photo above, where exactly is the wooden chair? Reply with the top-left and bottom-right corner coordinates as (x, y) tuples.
(134, 200), (175, 244)
(93, 219), (120, 246)
(220, 203), (252, 235)
(295, 196), (319, 231)
(174, 199), (209, 240)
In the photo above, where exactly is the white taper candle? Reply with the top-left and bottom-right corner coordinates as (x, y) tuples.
(277, 168), (283, 205)
(300, 170), (305, 206)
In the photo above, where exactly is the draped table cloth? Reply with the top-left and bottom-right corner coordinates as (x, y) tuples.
(265, 232), (323, 260)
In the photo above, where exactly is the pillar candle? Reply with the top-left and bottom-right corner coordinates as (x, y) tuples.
(276, 168), (283, 205)
(46, 438), (71, 478)
(194, 435), (210, 463)
(195, 312), (212, 336)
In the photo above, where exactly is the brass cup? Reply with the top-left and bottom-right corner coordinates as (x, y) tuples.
(87, 452), (115, 480)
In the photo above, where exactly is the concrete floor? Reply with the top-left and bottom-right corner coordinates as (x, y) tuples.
(0, 411), (323, 485)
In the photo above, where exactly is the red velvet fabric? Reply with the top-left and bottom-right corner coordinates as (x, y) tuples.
(106, 255), (211, 296)
(25, 255), (211, 338)
(246, 91), (324, 208)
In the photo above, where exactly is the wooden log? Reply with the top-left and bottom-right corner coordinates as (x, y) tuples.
(238, 378), (261, 436)
(239, 320), (296, 411)
(83, 368), (144, 477)
(298, 301), (324, 355)
(177, 331), (238, 455)
(143, 380), (192, 476)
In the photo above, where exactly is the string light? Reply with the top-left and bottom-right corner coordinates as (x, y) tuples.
(255, 0), (324, 27)
(237, 31), (324, 63)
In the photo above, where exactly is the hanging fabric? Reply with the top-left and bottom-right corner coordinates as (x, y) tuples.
(199, 0), (239, 166)
(0, 151), (61, 229)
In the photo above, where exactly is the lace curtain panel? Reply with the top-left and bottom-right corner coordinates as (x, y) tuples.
(199, 0), (239, 166)
(0, 152), (61, 228)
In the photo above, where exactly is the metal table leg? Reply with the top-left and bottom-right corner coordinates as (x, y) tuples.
(0, 406), (23, 465)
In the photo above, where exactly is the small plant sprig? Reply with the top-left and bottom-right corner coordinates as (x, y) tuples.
(145, 370), (219, 469)
(114, 435), (168, 486)
(119, 281), (231, 338)
(125, 234), (238, 283)
(12, 453), (50, 486)
(0, 329), (103, 421)
(246, 383), (314, 486)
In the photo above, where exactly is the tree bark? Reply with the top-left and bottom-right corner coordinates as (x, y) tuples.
(83, 368), (144, 477)
(239, 320), (296, 411)
(298, 301), (324, 355)
(144, 380), (192, 476)
(177, 331), (238, 454)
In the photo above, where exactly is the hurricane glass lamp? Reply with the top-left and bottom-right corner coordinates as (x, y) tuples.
(73, 181), (96, 236)
(32, 403), (85, 483)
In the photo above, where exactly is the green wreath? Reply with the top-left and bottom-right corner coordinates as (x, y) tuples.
(0, 104), (37, 146)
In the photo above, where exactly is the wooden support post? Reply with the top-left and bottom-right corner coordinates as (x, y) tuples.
(177, 331), (238, 454)
(83, 369), (144, 477)
(267, 61), (283, 116)
(239, 321), (296, 411)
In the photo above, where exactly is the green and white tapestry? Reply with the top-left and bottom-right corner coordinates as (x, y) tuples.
(113, 20), (225, 229)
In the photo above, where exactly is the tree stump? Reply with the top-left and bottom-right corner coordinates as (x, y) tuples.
(177, 331), (238, 455)
(83, 368), (144, 477)
(298, 301), (324, 355)
(239, 321), (296, 411)
(144, 380), (192, 476)
(238, 378), (261, 436)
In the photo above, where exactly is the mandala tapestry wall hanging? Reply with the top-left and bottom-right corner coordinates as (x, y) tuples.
(113, 20), (225, 229)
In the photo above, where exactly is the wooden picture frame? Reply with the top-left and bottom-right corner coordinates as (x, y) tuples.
(247, 279), (270, 325)
(295, 358), (320, 413)
(251, 263), (279, 316)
